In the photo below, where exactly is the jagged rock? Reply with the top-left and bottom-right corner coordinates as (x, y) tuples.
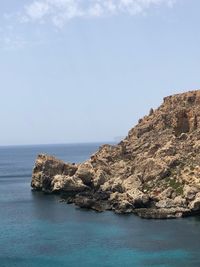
(74, 194), (109, 212)
(149, 108), (154, 116)
(183, 185), (199, 201)
(189, 193), (200, 211)
(155, 199), (176, 209)
(31, 154), (78, 192)
(158, 188), (176, 200)
(93, 169), (108, 188)
(31, 90), (200, 218)
(134, 207), (190, 219)
(75, 163), (94, 186)
(173, 196), (187, 207)
(52, 175), (88, 193)
(74, 195), (96, 209)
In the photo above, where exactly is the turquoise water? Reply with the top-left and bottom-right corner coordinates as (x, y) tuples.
(0, 144), (200, 267)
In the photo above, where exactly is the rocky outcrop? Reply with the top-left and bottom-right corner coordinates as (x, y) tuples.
(31, 90), (200, 218)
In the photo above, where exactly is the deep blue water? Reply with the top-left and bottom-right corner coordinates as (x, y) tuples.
(0, 143), (200, 267)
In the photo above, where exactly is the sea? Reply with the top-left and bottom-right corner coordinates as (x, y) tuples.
(0, 143), (200, 267)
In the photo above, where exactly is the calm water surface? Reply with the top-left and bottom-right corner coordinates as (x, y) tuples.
(0, 144), (200, 267)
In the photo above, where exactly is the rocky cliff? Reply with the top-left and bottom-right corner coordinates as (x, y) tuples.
(31, 90), (200, 218)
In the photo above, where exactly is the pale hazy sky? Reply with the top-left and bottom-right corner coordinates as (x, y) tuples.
(0, 0), (200, 145)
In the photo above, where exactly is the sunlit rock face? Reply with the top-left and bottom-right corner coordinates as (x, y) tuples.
(31, 90), (200, 218)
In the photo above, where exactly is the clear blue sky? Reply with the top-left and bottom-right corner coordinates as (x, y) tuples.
(0, 0), (200, 145)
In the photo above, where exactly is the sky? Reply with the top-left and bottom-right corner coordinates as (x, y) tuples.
(0, 0), (200, 145)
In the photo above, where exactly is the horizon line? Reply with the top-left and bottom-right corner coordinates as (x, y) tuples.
(0, 141), (117, 148)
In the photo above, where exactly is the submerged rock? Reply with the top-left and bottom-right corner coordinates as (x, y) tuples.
(31, 90), (200, 218)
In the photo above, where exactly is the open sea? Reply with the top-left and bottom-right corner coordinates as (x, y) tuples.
(0, 143), (200, 267)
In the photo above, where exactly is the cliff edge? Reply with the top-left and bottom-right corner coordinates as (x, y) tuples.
(31, 90), (200, 218)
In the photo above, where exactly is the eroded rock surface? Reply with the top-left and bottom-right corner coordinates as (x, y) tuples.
(31, 90), (200, 218)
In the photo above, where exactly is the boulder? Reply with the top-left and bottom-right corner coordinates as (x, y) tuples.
(52, 175), (88, 193)
(75, 163), (94, 185)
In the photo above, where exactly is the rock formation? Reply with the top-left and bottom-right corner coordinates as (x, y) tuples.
(31, 90), (200, 218)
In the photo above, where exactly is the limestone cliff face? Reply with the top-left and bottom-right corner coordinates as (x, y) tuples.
(31, 90), (200, 218)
